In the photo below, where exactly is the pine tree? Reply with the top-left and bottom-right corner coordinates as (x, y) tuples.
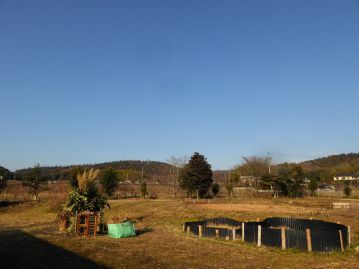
(179, 152), (213, 199)
(99, 168), (119, 197)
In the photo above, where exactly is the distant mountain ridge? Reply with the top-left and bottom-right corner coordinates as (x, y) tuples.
(15, 160), (173, 182)
(6, 152), (359, 182)
(298, 153), (359, 176)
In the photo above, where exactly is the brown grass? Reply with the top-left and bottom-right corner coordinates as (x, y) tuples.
(1, 198), (359, 268)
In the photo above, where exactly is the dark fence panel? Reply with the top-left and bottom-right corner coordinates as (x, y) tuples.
(262, 227), (281, 248)
(311, 230), (341, 252)
(244, 222), (257, 244)
(286, 229), (307, 250)
(184, 217), (348, 252)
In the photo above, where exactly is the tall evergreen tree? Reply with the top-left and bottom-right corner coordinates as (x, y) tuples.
(289, 165), (305, 197)
(140, 181), (148, 198)
(179, 152), (213, 199)
(307, 171), (320, 197)
(99, 168), (119, 197)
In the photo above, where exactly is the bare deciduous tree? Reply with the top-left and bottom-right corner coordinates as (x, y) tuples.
(234, 156), (271, 194)
(166, 155), (189, 198)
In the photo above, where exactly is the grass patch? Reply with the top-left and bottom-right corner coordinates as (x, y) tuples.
(1, 197), (358, 268)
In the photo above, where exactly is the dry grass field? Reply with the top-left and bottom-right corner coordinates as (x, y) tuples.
(1, 197), (359, 269)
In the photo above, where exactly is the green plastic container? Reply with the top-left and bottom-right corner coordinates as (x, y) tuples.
(107, 221), (136, 238)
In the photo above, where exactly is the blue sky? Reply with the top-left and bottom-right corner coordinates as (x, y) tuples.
(1, 0), (359, 171)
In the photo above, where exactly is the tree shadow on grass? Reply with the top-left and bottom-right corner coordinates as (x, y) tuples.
(0, 200), (22, 208)
(0, 230), (109, 269)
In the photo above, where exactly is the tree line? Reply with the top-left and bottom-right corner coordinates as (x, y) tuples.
(1, 152), (358, 199)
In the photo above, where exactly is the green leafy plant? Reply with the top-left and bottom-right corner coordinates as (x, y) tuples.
(65, 169), (110, 213)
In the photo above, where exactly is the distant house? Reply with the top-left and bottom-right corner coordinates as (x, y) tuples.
(333, 173), (359, 181)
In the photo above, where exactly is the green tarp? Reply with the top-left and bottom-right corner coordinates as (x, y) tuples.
(107, 221), (136, 238)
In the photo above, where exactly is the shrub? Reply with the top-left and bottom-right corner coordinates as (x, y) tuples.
(212, 182), (219, 197)
(343, 181), (352, 198)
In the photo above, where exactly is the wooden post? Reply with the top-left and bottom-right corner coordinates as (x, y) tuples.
(76, 213), (80, 236)
(306, 229), (312, 252)
(94, 214), (98, 237)
(183, 224), (185, 232)
(187, 226), (190, 234)
(339, 230), (344, 252)
(281, 227), (286, 250)
(233, 229), (236, 241)
(75, 211), (78, 236)
(257, 225), (262, 247)
(198, 225), (203, 237)
(241, 222), (245, 241)
(215, 229), (219, 238)
(348, 226), (351, 246)
(85, 214), (90, 237)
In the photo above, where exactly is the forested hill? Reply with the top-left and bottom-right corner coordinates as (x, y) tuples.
(15, 161), (173, 182)
(298, 153), (359, 175)
(0, 166), (13, 180)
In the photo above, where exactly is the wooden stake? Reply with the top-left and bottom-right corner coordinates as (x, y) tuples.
(257, 225), (262, 247)
(199, 225), (203, 237)
(183, 224), (185, 232)
(281, 227), (286, 250)
(215, 229), (219, 238)
(242, 222), (245, 241)
(306, 229), (312, 252)
(348, 226), (351, 246)
(339, 230), (344, 252)
(233, 229), (236, 241)
(94, 214), (98, 237)
(85, 214), (90, 237)
(75, 211), (79, 236)
(187, 226), (190, 234)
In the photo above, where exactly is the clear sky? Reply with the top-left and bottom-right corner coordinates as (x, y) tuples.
(1, 0), (359, 171)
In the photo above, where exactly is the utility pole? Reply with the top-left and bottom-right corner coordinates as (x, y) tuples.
(267, 153), (272, 175)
